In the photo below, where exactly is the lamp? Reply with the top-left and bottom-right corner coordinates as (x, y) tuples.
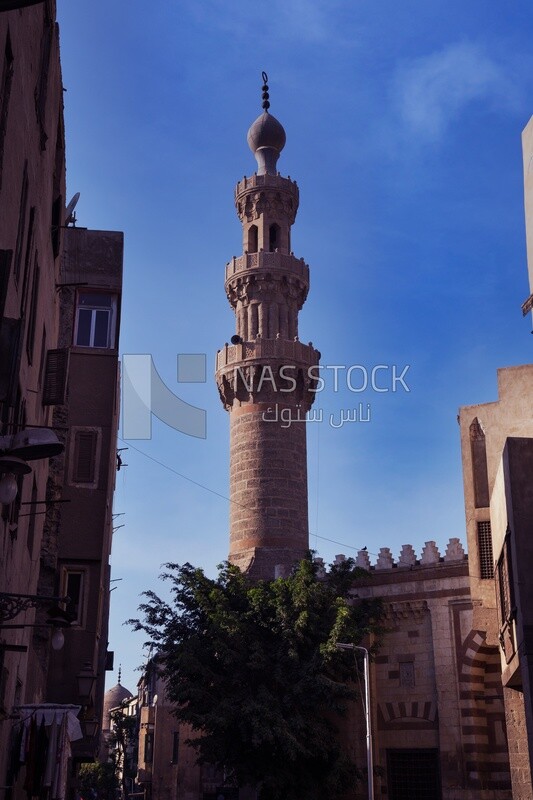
(0, 474), (17, 505)
(77, 662), (96, 703)
(83, 718), (99, 738)
(0, 456), (31, 505)
(51, 629), (64, 651)
(336, 642), (374, 800)
(0, 429), (64, 505)
(0, 593), (73, 651)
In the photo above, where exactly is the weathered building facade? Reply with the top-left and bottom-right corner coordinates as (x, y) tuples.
(451, 115), (533, 799)
(0, 2), (123, 797)
(0, 0), (67, 789)
(350, 540), (511, 799)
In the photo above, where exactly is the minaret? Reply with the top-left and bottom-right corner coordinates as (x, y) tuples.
(216, 74), (320, 580)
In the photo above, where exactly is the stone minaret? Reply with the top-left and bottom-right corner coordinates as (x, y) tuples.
(216, 75), (320, 580)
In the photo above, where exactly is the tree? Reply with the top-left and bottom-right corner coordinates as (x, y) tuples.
(108, 708), (137, 800)
(78, 762), (117, 800)
(128, 557), (382, 800)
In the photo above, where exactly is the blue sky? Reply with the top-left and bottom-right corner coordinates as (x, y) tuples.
(56, 0), (533, 694)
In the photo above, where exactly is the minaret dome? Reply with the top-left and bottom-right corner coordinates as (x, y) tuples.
(247, 72), (286, 176)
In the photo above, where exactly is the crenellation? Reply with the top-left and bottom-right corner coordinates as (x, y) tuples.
(421, 540), (441, 565)
(354, 538), (468, 572)
(445, 536), (466, 562)
(398, 543), (417, 567)
(376, 547), (395, 570)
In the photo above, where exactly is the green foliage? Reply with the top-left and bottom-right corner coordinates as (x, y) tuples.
(109, 708), (138, 797)
(128, 556), (382, 800)
(78, 762), (117, 800)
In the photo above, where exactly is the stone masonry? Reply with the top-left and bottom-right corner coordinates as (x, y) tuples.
(333, 539), (512, 799)
(216, 80), (319, 579)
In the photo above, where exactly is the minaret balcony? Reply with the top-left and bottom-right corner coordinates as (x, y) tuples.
(235, 172), (299, 198)
(225, 251), (309, 284)
(216, 337), (319, 373)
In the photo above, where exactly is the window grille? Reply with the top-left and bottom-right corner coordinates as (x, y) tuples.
(399, 662), (415, 688)
(496, 530), (514, 626)
(477, 520), (493, 579)
(387, 749), (441, 800)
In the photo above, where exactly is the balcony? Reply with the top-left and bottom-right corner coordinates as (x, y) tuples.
(216, 338), (319, 373)
(225, 251), (309, 284)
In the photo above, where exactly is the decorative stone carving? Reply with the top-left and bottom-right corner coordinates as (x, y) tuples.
(376, 547), (394, 570)
(313, 557), (326, 578)
(444, 537), (466, 562)
(398, 544), (417, 567)
(420, 540), (441, 565)
(381, 600), (429, 623)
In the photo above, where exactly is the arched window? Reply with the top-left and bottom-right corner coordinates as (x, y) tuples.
(469, 418), (489, 508)
(248, 225), (258, 253)
(269, 223), (280, 252)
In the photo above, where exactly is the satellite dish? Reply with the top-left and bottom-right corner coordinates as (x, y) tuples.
(65, 192), (80, 226)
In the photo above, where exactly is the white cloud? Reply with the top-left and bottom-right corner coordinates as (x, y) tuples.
(187, 0), (345, 44)
(395, 41), (522, 141)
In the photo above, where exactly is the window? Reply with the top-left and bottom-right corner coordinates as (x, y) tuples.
(470, 418), (489, 508)
(35, 19), (53, 149)
(144, 732), (154, 764)
(269, 223), (280, 252)
(0, 32), (14, 188)
(13, 162), (29, 284)
(171, 731), (179, 764)
(477, 520), (493, 579)
(50, 194), (62, 258)
(74, 292), (117, 348)
(399, 661), (415, 688)
(496, 530), (514, 627)
(20, 206), (35, 317)
(247, 225), (258, 253)
(42, 348), (69, 405)
(62, 569), (86, 626)
(25, 259), (39, 363)
(0, 317), (22, 406)
(70, 428), (100, 485)
(387, 749), (441, 800)
(0, 249), (12, 320)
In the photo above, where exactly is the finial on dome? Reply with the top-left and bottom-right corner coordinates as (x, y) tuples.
(247, 71), (286, 176)
(118, 664), (122, 684)
(261, 71), (270, 111)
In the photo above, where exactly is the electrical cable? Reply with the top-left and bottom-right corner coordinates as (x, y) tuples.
(118, 437), (379, 557)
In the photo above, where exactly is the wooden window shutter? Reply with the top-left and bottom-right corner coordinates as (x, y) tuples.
(0, 317), (22, 404)
(73, 430), (98, 483)
(43, 348), (69, 405)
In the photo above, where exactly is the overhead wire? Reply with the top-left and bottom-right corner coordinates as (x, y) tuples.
(118, 437), (380, 558)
